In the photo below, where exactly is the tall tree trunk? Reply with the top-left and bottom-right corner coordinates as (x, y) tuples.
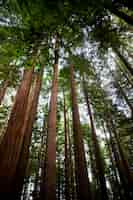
(13, 66), (44, 199)
(40, 45), (59, 200)
(33, 128), (45, 200)
(0, 67), (34, 195)
(106, 118), (133, 200)
(63, 90), (71, 200)
(109, 116), (133, 193)
(114, 47), (133, 76)
(0, 80), (8, 105)
(116, 81), (133, 117)
(70, 64), (92, 200)
(115, 59), (133, 88)
(82, 76), (108, 200)
(102, 124), (125, 200)
(67, 116), (76, 200)
(57, 156), (61, 200)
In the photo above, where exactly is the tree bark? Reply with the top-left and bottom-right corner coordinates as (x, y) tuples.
(13, 66), (43, 199)
(0, 67), (34, 195)
(70, 64), (92, 200)
(0, 80), (8, 105)
(40, 47), (59, 200)
(82, 76), (108, 200)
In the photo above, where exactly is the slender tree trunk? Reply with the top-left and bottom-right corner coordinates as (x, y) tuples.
(70, 64), (92, 200)
(82, 76), (108, 200)
(33, 130), (45, 200)
(114, 47), (133, 76)
(63, 91), (71, 200)
(40, 46), (59, 200)
(106, 118), (133, 200)
(117, 81), (133, 117)
(102, 124), (125, 200)
(13, 67), (43, 199)
(0, 80), (8, 105)
(109, 116), (133, 192)
(116, 59), (133, 88)
(0, 67), (34, 195)
(67, 116), (76, 200)
(108, 67), (133, 117)
(57, 156), (61, 200)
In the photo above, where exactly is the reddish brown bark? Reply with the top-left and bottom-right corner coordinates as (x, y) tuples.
(70, 64), (92, 200)
(13, 67), (44, 199)
(0, 67), (34, 195)
(0, 80), (8, 105)
(40, 62), (58, 200)
(82, 77), (108, 200)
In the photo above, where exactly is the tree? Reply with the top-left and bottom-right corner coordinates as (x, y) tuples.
(40, 34), (59, 200)
(82, 75), (108, 200)
(70, 64), (92, 200)
(0, 66), (34, 195)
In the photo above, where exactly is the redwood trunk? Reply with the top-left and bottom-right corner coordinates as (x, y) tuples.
(40, 60), (58, 200)
(0, 67), (34, 195)
(70, 64), (92, 200)
(13, 67), (43, 198)
(82, 77), (108, 200)
(0, 80), (8, 105)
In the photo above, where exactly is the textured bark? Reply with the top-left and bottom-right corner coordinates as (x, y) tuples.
(70, 64), (92, 200)
(0, 67), (34, 195)
(13, 67), (43, 199)
(0, 80), (8, 105)
(82, 77), (108, 200)
(40, 60), (58, 200)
